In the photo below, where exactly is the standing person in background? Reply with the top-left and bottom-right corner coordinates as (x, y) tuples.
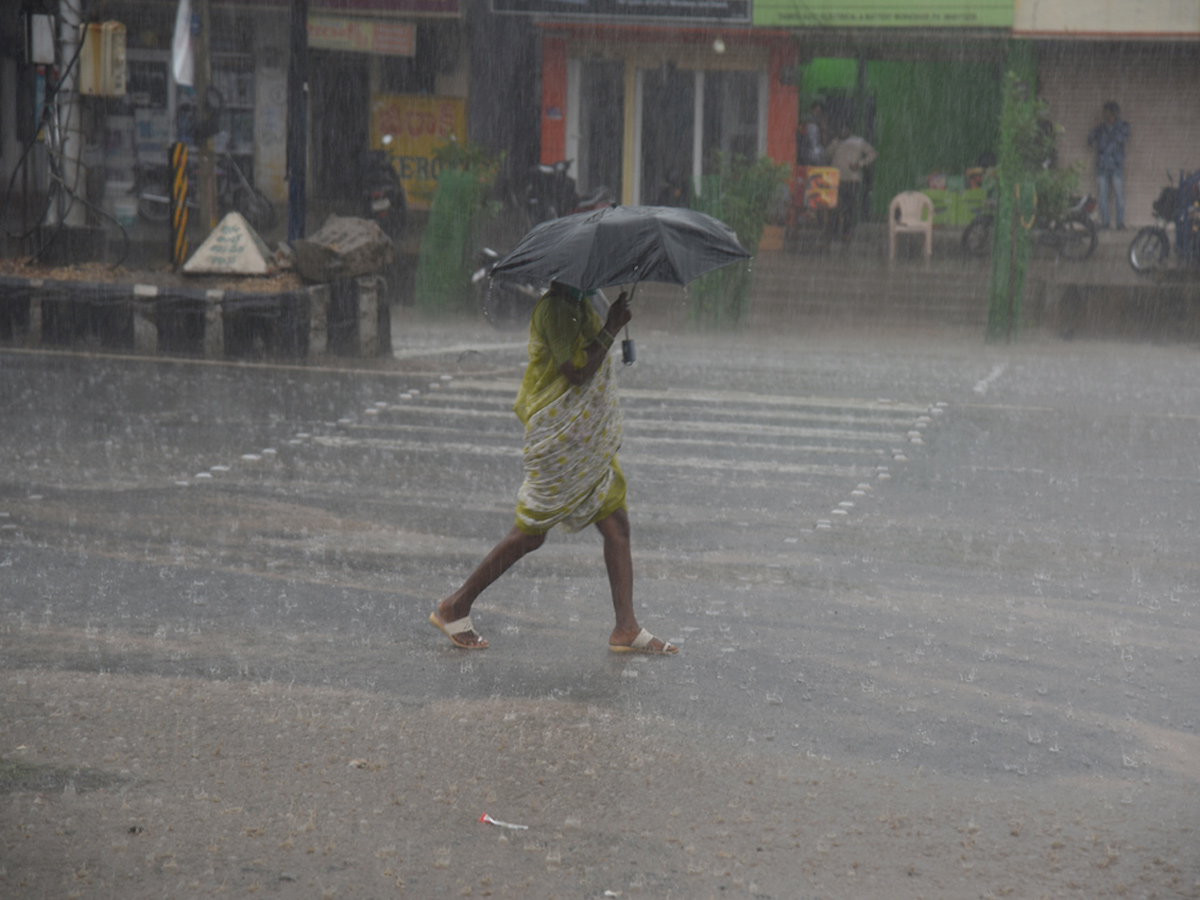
(827, 121), (878, 243)
(797, 99), (829, 167)
(1087, 100), (1131, 230)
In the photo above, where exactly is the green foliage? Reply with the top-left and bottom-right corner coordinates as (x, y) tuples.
(414, 141), (501, 314)
(863, 58), (1002, 219)
(996, 72), (1081, 220)
(433, 138), (503, 178)
(989, 68), (1067, 342)
(688, 155), (790, 329)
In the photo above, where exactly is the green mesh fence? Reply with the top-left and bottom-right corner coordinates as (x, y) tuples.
(986, 179), (1037, 341)
(987, 48), (1038, 342)
(414, 168), (491, 315)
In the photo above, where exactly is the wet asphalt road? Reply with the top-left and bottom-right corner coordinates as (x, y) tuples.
(2, 317), (1199, 896)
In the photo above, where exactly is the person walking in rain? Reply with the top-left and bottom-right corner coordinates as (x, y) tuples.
(430, 282), (679, 655)
(1087, 100), (1131, 230)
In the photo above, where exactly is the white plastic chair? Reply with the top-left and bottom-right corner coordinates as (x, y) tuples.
(888, 192), (934, 260)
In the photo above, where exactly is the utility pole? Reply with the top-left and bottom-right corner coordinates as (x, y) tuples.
(194, 0), (216, 231)
(287, 0), (309, 242)
(57, 0), (84, 227)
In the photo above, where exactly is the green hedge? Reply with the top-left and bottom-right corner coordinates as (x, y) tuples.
(688, 155), (789, 329)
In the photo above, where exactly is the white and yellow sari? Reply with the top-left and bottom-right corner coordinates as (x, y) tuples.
(512, 292), (625, 535)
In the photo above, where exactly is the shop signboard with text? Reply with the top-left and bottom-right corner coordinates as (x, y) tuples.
(308, 16), (416, 57)
(370, 95), (467, 210)
(753, 0), (1012, 28)
(493, 0), (749, 22)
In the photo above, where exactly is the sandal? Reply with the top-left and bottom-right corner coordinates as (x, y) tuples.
(609, 627), (678, 655)
(429, 611), (488, 649)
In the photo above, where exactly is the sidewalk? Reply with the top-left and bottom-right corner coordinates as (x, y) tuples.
(631, 221), (1182, 337)
(4, 209), (1195, 345)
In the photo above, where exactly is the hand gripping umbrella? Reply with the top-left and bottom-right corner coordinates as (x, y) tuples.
(491, 204), (750, 361)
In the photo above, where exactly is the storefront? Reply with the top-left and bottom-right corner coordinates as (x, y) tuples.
(505, 0), (796, 206)
(86, 2), (286, 223)
(1015, 4), (1200, 229)
(69, 0), (464, 230)
(306, 6), (466, 213)
(753, 0), (1012, 223)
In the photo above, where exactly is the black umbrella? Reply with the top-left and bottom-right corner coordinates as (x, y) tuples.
(491, 204), (750, 293)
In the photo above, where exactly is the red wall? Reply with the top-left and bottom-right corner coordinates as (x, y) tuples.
(768, 42), (799, 167)
(540, 36), (568, 164)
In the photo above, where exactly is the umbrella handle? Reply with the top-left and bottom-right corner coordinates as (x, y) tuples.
(623, 282), (638, 365)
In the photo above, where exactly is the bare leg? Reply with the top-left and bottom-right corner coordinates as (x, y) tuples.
(597, 509), (675, 653)
(597, 508), (636, 640)
(434, 525), (544, 648)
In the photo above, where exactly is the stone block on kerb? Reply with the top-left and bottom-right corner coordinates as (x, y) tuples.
(308, 284), (330, 356)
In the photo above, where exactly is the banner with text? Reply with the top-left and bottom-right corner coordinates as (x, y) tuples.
(308, 16), (416, 56)
(370, 95), (467, 210)
(493, 0), (749, 22)
(753, 1), (1012, 28)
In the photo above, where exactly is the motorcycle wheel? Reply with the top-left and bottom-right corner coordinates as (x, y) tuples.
(234, 187), (277, 233)
(383, 193), (407, 238)
(137, 192), (171, 223)
(961, 215), (994, 258)
(1056, 214), (1097, 261)
(482, 281), (537, 331)
(1128, 227), (1170, 275)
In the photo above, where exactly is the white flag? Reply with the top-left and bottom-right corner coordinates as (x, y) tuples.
(172, 0), (194, 87)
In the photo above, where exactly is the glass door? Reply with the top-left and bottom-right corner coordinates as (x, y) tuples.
(575, 60), (624, 199)
(702, 70), (761, 170)
(639, 63), (694, 206)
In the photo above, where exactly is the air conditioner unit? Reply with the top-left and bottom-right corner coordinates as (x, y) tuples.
(79, 22), (127, 97)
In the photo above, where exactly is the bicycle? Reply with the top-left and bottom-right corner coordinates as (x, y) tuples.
(961, 193), (1097, 261)
(134, 143), (277, 234)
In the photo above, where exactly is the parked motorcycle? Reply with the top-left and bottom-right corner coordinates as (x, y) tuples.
(525, 159), (615, 225)
(473, 247), (543, 330)
(1129, 169), (1200, 275)
(135, 147), (276, 233)
(961, 194), (1098, 261)
(362, 134), (407, 238)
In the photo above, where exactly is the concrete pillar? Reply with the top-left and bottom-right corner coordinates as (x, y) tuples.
(204, 289), (224, 358)
(132, 284), (158, 354)
(308, 284), (329, 356)
(27, 283), (43, 346)
(356, 275), (379, 358)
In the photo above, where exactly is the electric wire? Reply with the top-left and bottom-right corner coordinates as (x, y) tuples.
(3, 2), (129, 267)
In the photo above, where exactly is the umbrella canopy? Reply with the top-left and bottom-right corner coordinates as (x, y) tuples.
(491, 204), (750, 292)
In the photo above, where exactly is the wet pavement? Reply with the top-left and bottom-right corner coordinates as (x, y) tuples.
(1, 315), (1198, 898)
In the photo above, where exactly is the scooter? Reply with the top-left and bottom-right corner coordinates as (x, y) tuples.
(473, 247), (543, 330)
(961, 194), (1098, 261)
(1129, 169), (1200, 275)
(362, 134), (407, 238)
(525, 159), (615, 225)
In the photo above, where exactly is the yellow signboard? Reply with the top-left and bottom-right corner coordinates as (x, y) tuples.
(370, 95), (467, 210)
